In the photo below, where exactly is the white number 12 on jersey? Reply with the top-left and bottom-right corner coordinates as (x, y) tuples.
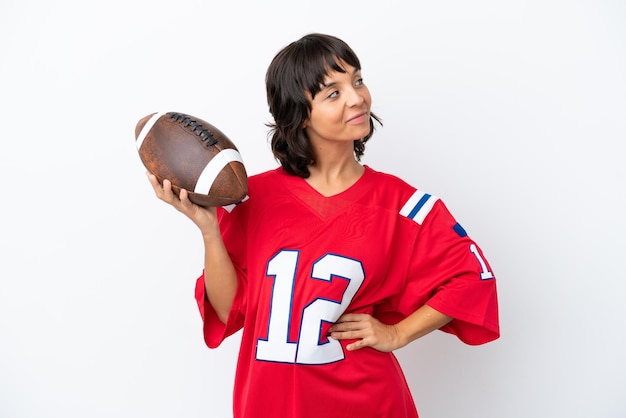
(256, 250), (365, 365)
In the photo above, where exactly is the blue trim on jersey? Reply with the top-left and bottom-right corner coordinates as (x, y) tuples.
(400, 190), (439, 225)
(453, 222), (467, 237)
(407, 193), (432, 220)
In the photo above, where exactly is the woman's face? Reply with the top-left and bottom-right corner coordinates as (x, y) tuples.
(303, 62), (372, 151)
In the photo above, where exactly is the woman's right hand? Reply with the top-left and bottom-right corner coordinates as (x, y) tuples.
(146, 172), (220, 237)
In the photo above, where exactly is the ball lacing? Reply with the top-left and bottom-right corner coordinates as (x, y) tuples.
(169, 113), (218, 147)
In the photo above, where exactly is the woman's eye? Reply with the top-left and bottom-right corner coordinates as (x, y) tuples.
(355, 78), (364, 86)
(327, 90), (339, 99)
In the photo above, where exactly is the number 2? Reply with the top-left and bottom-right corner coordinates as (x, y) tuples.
(256, 250), (364, 365)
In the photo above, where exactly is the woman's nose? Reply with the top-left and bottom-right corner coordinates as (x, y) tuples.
(345, 87), (366, 107)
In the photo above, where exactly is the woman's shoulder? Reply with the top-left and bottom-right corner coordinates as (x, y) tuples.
(220, 168), (284, 214)
(363, 165), (416, 191)
(248, 166), (285, 187)
(362, 166), (445, 222)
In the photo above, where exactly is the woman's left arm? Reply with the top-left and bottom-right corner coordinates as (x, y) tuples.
(329, 305), (452, 352)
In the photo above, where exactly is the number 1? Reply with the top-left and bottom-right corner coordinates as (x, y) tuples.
(469, 243), (494, 280)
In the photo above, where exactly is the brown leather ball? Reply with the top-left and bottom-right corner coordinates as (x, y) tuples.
(135, 112), (248, 207)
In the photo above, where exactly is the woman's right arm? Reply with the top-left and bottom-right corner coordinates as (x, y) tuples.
(147, 172), (237, 323)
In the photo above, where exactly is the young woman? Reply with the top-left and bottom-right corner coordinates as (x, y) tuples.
(148, 33), (499, 418)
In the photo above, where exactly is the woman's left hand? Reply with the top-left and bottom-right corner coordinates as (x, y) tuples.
(328, 313), (403, 352)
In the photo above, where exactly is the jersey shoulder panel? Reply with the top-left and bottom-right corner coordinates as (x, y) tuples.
(220, 167), (284, 214)
(362, 167), (440, 225)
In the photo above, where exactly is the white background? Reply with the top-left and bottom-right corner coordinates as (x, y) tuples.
(1, 1), (625, 417)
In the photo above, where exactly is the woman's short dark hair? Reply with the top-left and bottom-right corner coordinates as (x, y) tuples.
(265, 33), (382, 178)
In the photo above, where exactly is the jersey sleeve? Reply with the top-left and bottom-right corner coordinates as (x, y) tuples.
(194, 272), (245, 348)
(400, 200), (500, 345)
(193, 203), (250, 348)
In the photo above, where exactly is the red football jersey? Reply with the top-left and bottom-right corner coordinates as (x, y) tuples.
(195, 166), (499, 418)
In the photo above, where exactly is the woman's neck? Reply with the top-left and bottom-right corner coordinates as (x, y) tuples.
(305, 157), (365, 197)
